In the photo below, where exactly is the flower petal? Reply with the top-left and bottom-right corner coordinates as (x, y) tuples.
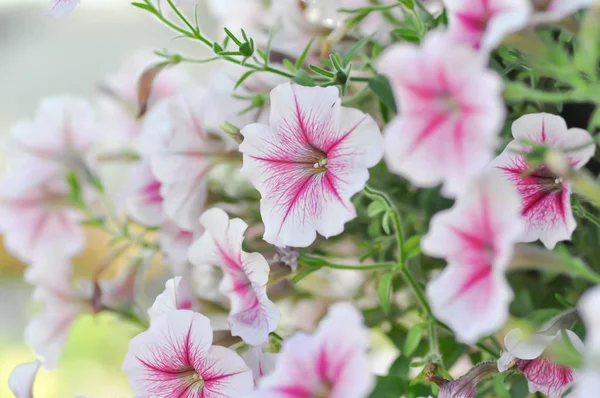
(243, 347), (279, 386)
(47, 0), (79, 16)
(8, 361), (41, 398)
(148, 277), (196, 323)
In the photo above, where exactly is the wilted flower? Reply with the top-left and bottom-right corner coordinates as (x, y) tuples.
(143, 88), (234, 231)
(8, 360), (41, 398)
(490, 112), (595, 249)
(570, 286), (600, 397)
(240, 82), (383, 247)
(498, 328), (582, 397)
(122, 310), (254, 397)
(422, 172), (524, 343)
(189, 207), (280, 346)
(0, 177), (85, 263)
(378, 31), (505, 197)
(444, 0), (532, 53)
(250, 302), (374, 398)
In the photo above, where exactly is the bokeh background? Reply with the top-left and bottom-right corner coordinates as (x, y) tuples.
(0, 1), (218, 396)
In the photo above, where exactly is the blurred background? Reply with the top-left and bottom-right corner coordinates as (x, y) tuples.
(0, 0), (217, 396)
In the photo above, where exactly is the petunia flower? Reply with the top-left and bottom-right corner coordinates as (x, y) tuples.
(378, 31), (505, 197)
(421, 172), (524, 343)
(48, 0), (79, 16)
(24, 256), (93, 369)
(7, 96), (98, 192)
(532, 0), (593, 23)
(242, 346), (279, 386)
(490, 112), (595, 249)
(124, 160), (164, 227)
(239, 82), (383, 247)
(148, 277), (198, 323)
(437, 362), (498, 398)
(188, 207), (280, 346)
(8, 360), (41, 398)
(0, 176), (85, 263)
(143, 88), (233, 231)
(444, 0), (532, 54)
(570, 286), (600, 397)
(250, 302), (375, 398)
(121, 309), (254, 397)
(497, 328), (582, 397)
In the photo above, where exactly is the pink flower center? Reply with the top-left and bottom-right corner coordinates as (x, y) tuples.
(524, 165), (564, 194)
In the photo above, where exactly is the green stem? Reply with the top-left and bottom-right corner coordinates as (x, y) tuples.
(504, 82), (591, 104)
(299, 255), (396, 271)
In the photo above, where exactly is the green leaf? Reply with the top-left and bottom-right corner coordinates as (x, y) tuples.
(404, 235), (423, 260)
(397, 0), (415, 10)
(293, 70), (316, 87)
(378, 273), (393, 313)
(131, 2), (155, 12)
(223, 27), (242, 46)
(295, 39), (314, 69)
(382, 211), (392, 235)
(493, 374), (512, 398)
(369, 376), (406, 398)
(403, 323), (426, 357)
(342, 36), (370, 65)
(367, 200), (386, 217)
(234, 71), (255, 89)
(368, 75), (397, 114)
(309, 65), (335, 78)
(283, 59), (296, 73)
(392, 28), (420, 43)
(290, 266), (321, 284)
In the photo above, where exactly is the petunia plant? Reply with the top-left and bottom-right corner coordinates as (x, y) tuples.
(8, 0), (600, 397)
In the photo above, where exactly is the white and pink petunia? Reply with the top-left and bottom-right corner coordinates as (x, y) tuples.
(250, 302), (374, 398)
(148, 277), (198, 323)
(144, 88), (232, 231)
(444, 0), (532, 54)
(240, 82), (383, 247)
(7, 96), (98, 192)
(490, 112), (595, 249)
(124, 160), (164, 227)
(0, 176), (85, 264)
(8, 361), (41, 398)
(48, 0), (79, 16)
(243, 346), (279, 386)
(421, 172), (524, 343)
(378, 31), (505, 197)
(532, 0), (593, 23)
(24, 256), (92, 369)
(121, 309), (254, 397)
(188, 208), (280, 346)
(497, 328), (582, 397)
(570, 286), (600, 397)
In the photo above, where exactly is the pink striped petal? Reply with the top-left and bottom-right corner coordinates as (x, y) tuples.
(445, 0), (531, 53)
(243, 347), (279, 386)
(122, 310), (254, 397)
(8, 361), (41, 398)
(145, 89), (229, 230)
(148, 277), (198, 323)
(378, 31), (505, 197)
(422, 173), (524, 343)
(253, 303), (374, 398)
(490, 113), (594, 249)
(125, 161), (164, 227)
(189, 208), (281, 346)
(240, 83), (383, 247)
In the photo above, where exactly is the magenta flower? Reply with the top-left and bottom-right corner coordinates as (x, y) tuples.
(250, 302), (374, 398)
(445, 0), (532, 53)
(189, 208), (281, 346)
(239, 82), (383, 247)
(48, 0), (79, 16)
(422, 172), (524, 343)
(242, 347), (279, 386)
(8, 361), (41, 398)
(498, 328), (583, 397)
(144, 88), (232, 231)
(490, 113), (595, 249)
(0, 177), (85, 263)
(378, 32), (505, 197)
(570, 286), (600, 397)
(24, 257), (92, 369)
(148, 277), (198, 323)
(122, 310), (254, 397)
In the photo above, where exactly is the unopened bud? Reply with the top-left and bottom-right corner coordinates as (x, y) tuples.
(220, 122), (244, 144)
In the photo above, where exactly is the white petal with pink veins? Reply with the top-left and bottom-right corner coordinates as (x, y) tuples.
(148, 277), (196, 323)
(240, 83), (383, 247)
(490, 113), (595, 249)
(253, 302), (374, 398)
(571, 287), (600, 397)
(378, 32), (505, 197)
(146, 89), (228, 231)
(243, 347), (279, 386)
(124, 161), (164, 227)
(445, 0), (532, 53)
(122, 310), (253, 397)
(8, 361), (41, 398)
(422, 173), (524, 343)
(47, 0), (80, 16)
(189, 208), (281, 346)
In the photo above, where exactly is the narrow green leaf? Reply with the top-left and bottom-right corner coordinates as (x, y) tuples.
(295, 39), (315, 69)
(343, 36), (370, 65)
(404, 235), (423, 260)
(378, 273), (393, 313)
(293, 70), (316, 87)
(283, 59), (296, 73)
(391, 28), (420, 43)
(308, 65), (335, 78)
(290, 267), (321, 283)
(368, 75), (397, 114)
(131, 2), (155, 12)
(382, 211), (392, 235)
(403, 323), (426, 357)
(223, 27), (242, 46)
